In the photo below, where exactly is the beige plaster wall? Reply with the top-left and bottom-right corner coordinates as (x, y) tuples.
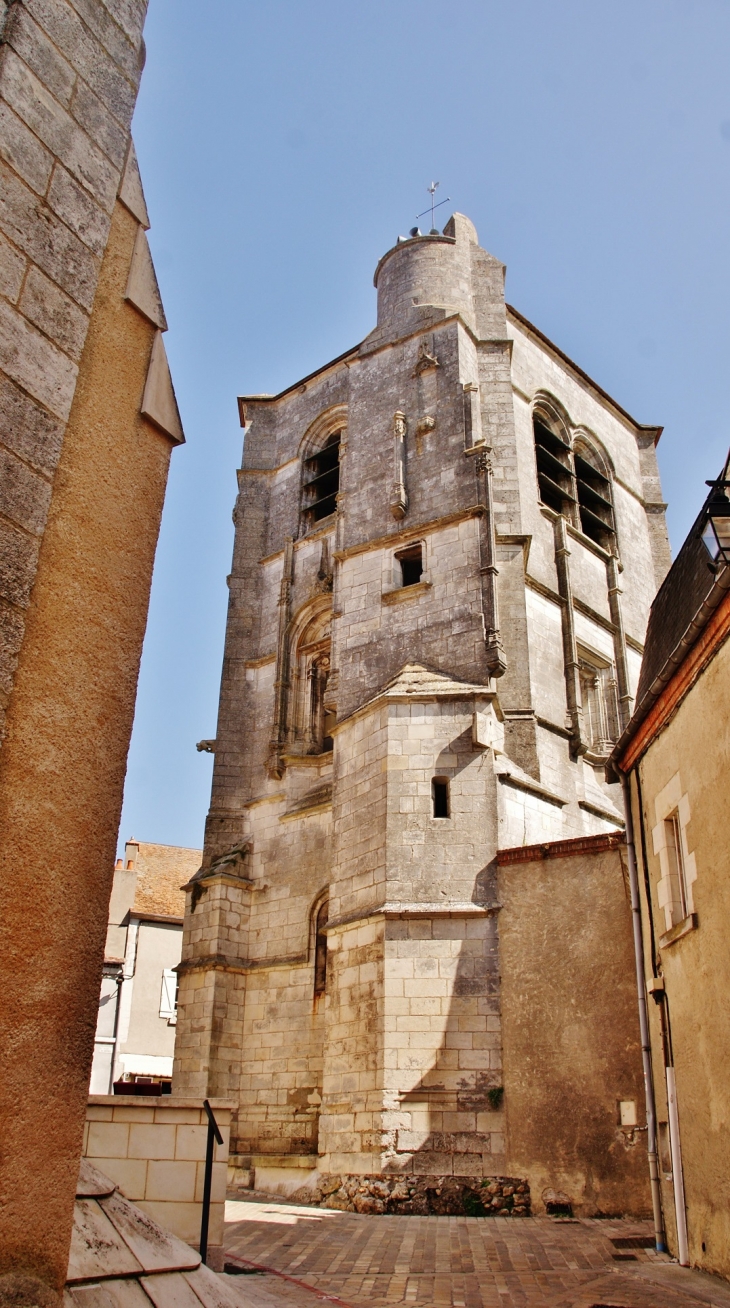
(120, 920), (182, 1070)
(498, 842), (651, 1216)
(83, 1098), (231, 1262)
(634, 634), (730, 1278)
(0, 198), (176, 1288)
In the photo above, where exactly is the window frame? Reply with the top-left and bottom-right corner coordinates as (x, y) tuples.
(651, 773), (697, 935)
(664, 810), (690, 923)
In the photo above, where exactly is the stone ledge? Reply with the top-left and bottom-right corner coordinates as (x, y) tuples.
(252, 1154), (318, 1168)
(88, 1096), (234, 1109)
(498, 830), (625, 866)
(381, 581), (432, 605)
(659, 912), (698, 949)
(578, 798), (625, 827)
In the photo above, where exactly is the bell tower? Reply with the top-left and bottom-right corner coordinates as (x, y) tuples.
(174, 213), (668, 1209)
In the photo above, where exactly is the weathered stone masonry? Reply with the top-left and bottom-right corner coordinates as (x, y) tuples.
(175, 213), (669, 1215)
(0, 0), (181, 738)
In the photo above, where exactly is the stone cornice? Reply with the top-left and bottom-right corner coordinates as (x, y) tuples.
(497, 830), (625, 865)
(327, 901), (496, 932)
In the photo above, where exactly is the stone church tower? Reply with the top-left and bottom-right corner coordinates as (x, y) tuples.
(175, 214), (670, 1212)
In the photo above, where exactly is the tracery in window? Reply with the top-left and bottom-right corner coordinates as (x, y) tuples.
(301, 432), (341, 530)
(578, 648), (619, 756)
(290, 604), (334, 755)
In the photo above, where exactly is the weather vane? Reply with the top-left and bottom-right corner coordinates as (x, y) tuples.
(416, 181), (451, 233)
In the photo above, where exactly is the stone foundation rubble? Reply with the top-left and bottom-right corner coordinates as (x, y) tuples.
(288, 1173), (531, 1215)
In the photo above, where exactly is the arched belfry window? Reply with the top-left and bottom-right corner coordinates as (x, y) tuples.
(533, 406), (616, 552)
(533, 411), (575, 518)
(301, 432), (341, 530)
(573, 440), (615, 551)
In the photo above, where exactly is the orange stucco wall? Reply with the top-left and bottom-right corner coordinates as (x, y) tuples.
(0, 199), (178, 1288)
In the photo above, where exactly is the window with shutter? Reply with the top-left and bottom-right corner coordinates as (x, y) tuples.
(159, 969), (178, 1023)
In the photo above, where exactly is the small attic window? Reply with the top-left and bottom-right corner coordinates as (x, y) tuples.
(396, 543), (423, 587)
(302, 432), (341, 528)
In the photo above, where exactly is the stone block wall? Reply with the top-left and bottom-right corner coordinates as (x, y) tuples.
(0, 0), (148, 739)
(83, 1097), (232, 1265)
(175, 793), (333, 1155)
(319, 914), (385, 1174)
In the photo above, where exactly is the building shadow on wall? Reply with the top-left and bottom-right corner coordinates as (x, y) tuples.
(391, 855), (506, 1191)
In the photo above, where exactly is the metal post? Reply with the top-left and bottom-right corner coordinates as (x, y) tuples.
(200, 1099), (223, 1265)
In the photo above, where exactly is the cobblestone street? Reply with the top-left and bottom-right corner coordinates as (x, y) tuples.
(224, 1197), (730, 1308)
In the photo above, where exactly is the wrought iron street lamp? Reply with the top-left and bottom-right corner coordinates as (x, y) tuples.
(701, 479), (730, 566)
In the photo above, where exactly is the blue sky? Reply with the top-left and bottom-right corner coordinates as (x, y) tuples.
(119, 0), (730, 852)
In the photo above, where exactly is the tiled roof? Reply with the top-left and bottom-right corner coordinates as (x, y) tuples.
(68, 1160), (243, 1308)
(613, 457), (730, 768)
(635, 500), (716, 705)
(130, 843), (202, 921)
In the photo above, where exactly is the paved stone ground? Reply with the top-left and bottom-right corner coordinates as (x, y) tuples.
(224, 1196), (730, 1308)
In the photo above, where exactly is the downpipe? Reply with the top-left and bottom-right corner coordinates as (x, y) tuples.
(620, 771), (667, 1253)
(666, 1063), (690, 1265)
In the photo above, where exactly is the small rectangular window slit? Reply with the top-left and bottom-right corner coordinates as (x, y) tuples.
(432, 777), (450, 818)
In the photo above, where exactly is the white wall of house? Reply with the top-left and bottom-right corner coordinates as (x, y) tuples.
(89, 840), (199, 1092)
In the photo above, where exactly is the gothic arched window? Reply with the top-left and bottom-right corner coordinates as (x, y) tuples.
(313, 898), (329, 996)
(578, 646), (619, 756)
(301, 432), (341, 531)
(533, 406), (616, 553)
(573, 439), (615, 552)
(289, 604), (334, 755)
(533, 410), (575, 519)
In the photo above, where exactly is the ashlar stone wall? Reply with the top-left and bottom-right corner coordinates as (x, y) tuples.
(0, 0), (150, 739)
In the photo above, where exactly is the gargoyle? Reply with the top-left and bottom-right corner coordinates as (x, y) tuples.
(186, 839), (252, 911)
